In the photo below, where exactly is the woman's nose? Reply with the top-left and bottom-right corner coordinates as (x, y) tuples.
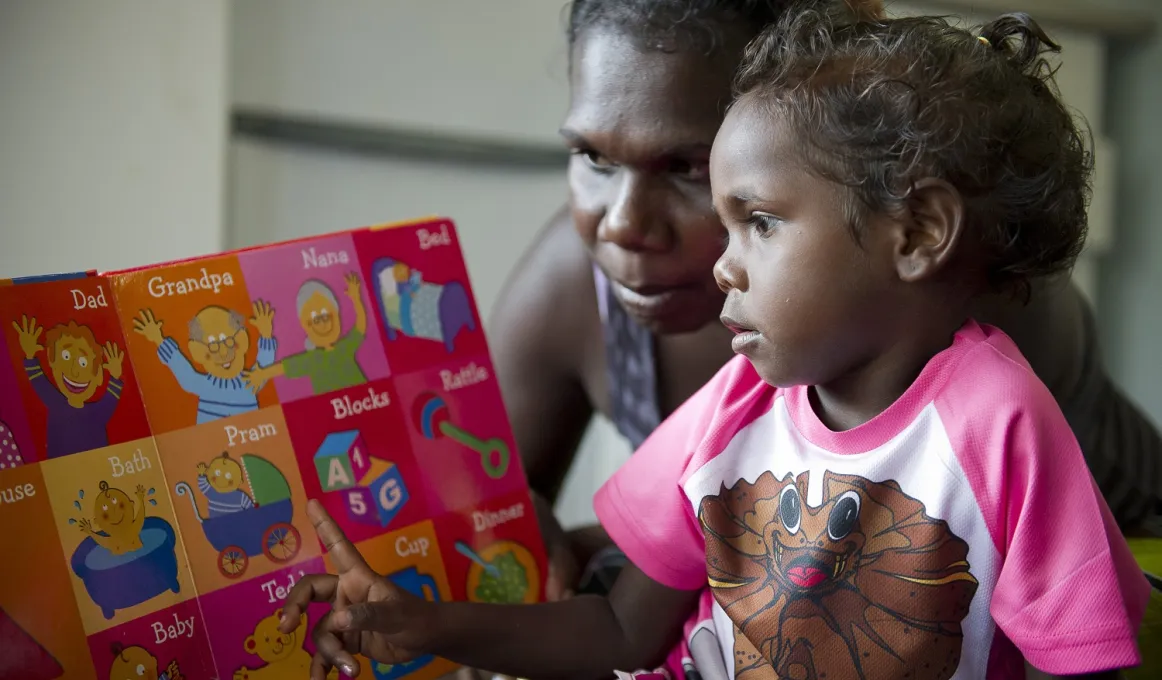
(597, 172), (672, 252)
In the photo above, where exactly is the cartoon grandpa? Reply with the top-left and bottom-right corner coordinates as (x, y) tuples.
(245, 273), (367, 396)
(12, 314), (125, 458)
(133, 301), (277, 424)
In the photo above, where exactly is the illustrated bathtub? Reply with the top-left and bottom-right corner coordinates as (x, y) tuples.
(69, 516), (181, 620)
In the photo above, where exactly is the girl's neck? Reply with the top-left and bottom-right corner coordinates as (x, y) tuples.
(809, 293), (971, 432)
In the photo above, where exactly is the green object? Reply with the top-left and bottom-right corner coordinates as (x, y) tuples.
(1127, 538), (1162, 679)
(473, 550), (529, 604)
(241, 454), (292, 506)
(283, 329), (368, 395)
(440, 422), (511, 479)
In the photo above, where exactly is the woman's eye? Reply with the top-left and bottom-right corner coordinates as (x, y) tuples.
(669, 159), (710, 181)
(574, 149), (616, 171)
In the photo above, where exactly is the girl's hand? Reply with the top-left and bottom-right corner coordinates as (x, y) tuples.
(279, 501), (438, 679)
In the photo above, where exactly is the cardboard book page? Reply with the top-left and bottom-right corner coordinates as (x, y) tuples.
(0, 217), (547, 680)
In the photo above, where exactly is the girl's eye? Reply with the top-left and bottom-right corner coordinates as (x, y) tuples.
(573, 149), (616, 172)
(749, 213), (782, 236)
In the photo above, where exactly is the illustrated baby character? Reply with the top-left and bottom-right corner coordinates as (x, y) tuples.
(245, 273), (368, 396)
(78, 481), (147, 556)
(108, 642), (182, 680)
(196, 451), (255, 517)
(132, 302), (277, 424)
(233, 608), (336, 680)
(392, 262), (423, 298)
(12, 315), (125, 457)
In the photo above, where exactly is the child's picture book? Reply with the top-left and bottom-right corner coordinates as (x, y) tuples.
(0, 217), (548, 680)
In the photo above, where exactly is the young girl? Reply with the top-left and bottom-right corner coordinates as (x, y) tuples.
(284, 8), (1149, 679)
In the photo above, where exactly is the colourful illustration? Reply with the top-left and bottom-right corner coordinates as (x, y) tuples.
(352, 221), (488, 373)
(0, 327), (33, 469)
(284, 382), (427, 545)
(238, 232), (391, 403)
(174, 452), (302, 579)
(131, 301), (277, 424)
(11, 316), (124, 458)
(85, 599), (215, 680)
(42, 440), (193, 634)
(0, 606), (64, 680)
(67, 479), (180, 619)
(0, 276), (152, 461)
(110, 257), (279, 435)
(0, 464), (96, 679)
(106, 643), (182, 680)
(432, 490), (547, 604)
(199, 557), (339, 680)
(697, 470), (979, 680)
(393, 358), (525, 514)
(232, 608), (320, 680)
(313, 429), (411, 529)
(156, 405), (318, 592)
(412, 391), (510, 479)
(0, 418), (25, 469)
(245, 274), (369, 396)
(459, 540), (539, 605)
(370, 258), (475, 354)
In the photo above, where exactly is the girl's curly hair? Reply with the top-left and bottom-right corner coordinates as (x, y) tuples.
(736, 8), (1093, 298)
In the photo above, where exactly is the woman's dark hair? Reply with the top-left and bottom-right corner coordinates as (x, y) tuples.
(735, 8), (1092, 298)
(566, 0), (883, 54)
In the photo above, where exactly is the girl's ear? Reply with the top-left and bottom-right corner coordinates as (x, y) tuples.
(892, 178), (965, 283)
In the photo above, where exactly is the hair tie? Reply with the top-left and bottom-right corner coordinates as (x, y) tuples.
(977, 35), (991, 47)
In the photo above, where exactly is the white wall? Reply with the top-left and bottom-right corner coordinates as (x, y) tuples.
(0, 0), (229, 278)
(1100, 0), (1162, 425)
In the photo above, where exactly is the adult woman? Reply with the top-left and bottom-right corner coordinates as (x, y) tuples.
(487, 0), (1162, 598)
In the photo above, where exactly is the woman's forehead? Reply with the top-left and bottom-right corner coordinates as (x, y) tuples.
(564, 30), (737, 147)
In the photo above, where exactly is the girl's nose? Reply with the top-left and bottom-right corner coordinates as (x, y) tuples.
(714, 241), (747, 293)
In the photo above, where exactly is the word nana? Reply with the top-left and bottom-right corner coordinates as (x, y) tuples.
(152, 612), (196, 644)
(417, 224), (452, 250)
(71, 285), (109, 310)
(148, 268), (235, 298)
(302, 246), (351, 269)
(440, 362), (489, 392)
(226, 421), (278, 447)
(473, 502), (525, 533)
(261, 569), (310, 604)
(0, 482), (36, 506)
(396, 535), (430, 558)
(332, 387), (391, 420)
(110, 449), (152, 477)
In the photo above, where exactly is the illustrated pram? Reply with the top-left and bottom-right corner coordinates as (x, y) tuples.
(175, 454), (302, 579)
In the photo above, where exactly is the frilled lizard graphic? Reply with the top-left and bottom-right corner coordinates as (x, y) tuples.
(698, 470), (978, 680)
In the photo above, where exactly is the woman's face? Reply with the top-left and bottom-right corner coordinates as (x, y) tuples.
(563, 29), (741, 334)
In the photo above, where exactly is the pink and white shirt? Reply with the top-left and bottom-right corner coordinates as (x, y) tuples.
(595, 320), (1149, 679)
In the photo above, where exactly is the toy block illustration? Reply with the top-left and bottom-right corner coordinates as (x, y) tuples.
(342, 457), (410, 529)
(313, 429), (369, 492)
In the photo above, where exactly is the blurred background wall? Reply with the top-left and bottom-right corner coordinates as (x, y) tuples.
(1, 0), (1159, 527)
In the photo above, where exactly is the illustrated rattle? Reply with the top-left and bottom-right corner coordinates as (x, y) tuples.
(412, 393), (510, 479)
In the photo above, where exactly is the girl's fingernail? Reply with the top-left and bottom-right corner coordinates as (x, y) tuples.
(342, 664), (358, 677)
(333, 610), (352, 628)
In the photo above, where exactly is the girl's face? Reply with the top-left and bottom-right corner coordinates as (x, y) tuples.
(563, 29), (740, 334)
(711, 97), (898, 389)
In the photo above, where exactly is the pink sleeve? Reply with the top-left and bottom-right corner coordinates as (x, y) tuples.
(938, 350), (1149, 674)
(594, 355), (759, 592)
